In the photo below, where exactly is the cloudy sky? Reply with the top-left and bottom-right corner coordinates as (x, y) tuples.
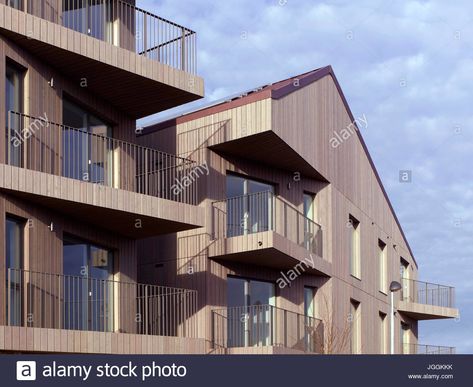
(138, 0), (472, 353)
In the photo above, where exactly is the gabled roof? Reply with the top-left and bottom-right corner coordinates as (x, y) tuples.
(142, 66), (418, 267)
(142, 67), (327, 133)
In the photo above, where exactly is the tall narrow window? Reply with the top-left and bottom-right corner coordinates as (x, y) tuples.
(400, 258), (410, 302)
(350, 299), (361, 354)
(6, 216), (25, 326)
(304, 286), (316, 318)
(349, 215), (361, 278)
(303, 193), (315, 221)
(379, 239), (387, 293)
(401, 322), (410, 354)
(379, 312), (388, 354)
(5, 62), (24, 167)
(303, 193), (317, 252)
(304, 286), (317, 352)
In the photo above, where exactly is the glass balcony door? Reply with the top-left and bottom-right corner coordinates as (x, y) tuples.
(304, 286), (317, 351)
(401, 322), (410, 354)
(62, 99), (114, 185)
(227, 277), (275, 348)
(226, 175), (274, 237)
(63, 0), (118, 45)
(303, 193), (316, 251)
(5, 63), (24, 167)
(6, 0), (23, 10)
(5, 216), (25, 326)
(63, 236), (114, 332)
(400, 259), (411, 301)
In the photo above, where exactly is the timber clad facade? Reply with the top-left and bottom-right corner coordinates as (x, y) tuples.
(0, 1), (458, 355)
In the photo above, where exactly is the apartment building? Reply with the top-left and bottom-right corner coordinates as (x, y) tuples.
(138, 66), (459, 355)
(0, 0), (206, 353)
(0, 1), (458, 355)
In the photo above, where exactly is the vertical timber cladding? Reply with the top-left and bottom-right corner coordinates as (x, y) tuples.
(0, 192), (138, 329)
(137, 72), (419, 353)
(136, 97), (332, 348)
(271, 73), (419, 354)
(0, 23), (136, 145)
(0, 34), (138, 330)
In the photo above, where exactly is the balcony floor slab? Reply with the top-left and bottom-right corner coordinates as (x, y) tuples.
(208, 230), (331, 277)
(0, 4), (204, 118)
(0, 165), (204, 237)
(0, 326), (206, 354)
(397, 301), (459, 320)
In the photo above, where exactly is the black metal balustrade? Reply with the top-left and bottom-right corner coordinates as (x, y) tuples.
(212, 304), (324, 353)
(6, 111), (197, 204)
(212, 191), (323, 257)
(3, 0), (197, 73)
(402, 343), (455, 355)
(401, 278), (455, 308)
(6, 268), (198, 338)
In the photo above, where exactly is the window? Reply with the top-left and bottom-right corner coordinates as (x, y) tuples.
(227, 277), (275, 347)
(400, 258), (410, 301)
(5, 62), (25, 167)
(5, 215), (25, 326)
(304, 286), (317, 318)
(63, 235), (114, 332)
(379, 239), (387, 293)
(349, 215), (361, 278)
(303, 193), (318, 252)
(6, 0), (23, 10)
(304, 286), (318, 352)
(303, 193), (315, 222)
(379, 312), (388, 354)
(63, 1), (118, 44)
(226, 174), (274, 237)
(401, 322), (410, 354)
(350, 299), (361, 354)
(62, 98), (114, 185)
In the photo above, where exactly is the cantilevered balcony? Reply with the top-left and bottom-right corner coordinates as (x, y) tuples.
(0, 1), (203, 116)
(397, 278), (459, 320)
(211, 304), (324, 354)
(2, 268), (204, 353)
(1, 112), (204, 236)
(18, 0), (196, 72)
(402, 343), (456, 355)
(209, 191), (331, 276)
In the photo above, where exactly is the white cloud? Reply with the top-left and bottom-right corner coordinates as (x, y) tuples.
(138, 0), (472, 353)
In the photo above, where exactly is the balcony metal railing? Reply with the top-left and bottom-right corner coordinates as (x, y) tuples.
(212, 304), (324, 353)
(3, 0), (197, 73)
(402, 343), (456, 355)
(6, 268), (198, 338)
(401, 278), (455, 308)
(212, 191), (323, 257)
(6, 111), (197, 204)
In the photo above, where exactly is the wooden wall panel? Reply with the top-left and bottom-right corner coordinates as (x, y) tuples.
(137, 74), (420, 354)
(0, 192), (137, 329)
(0, 326), (206, 354)
(0, 33), (136, 168)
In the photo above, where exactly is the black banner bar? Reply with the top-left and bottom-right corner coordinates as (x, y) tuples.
(4, 355), (469, 386)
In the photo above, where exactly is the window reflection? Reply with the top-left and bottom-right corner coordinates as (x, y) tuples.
(63, 235), (114, 332)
